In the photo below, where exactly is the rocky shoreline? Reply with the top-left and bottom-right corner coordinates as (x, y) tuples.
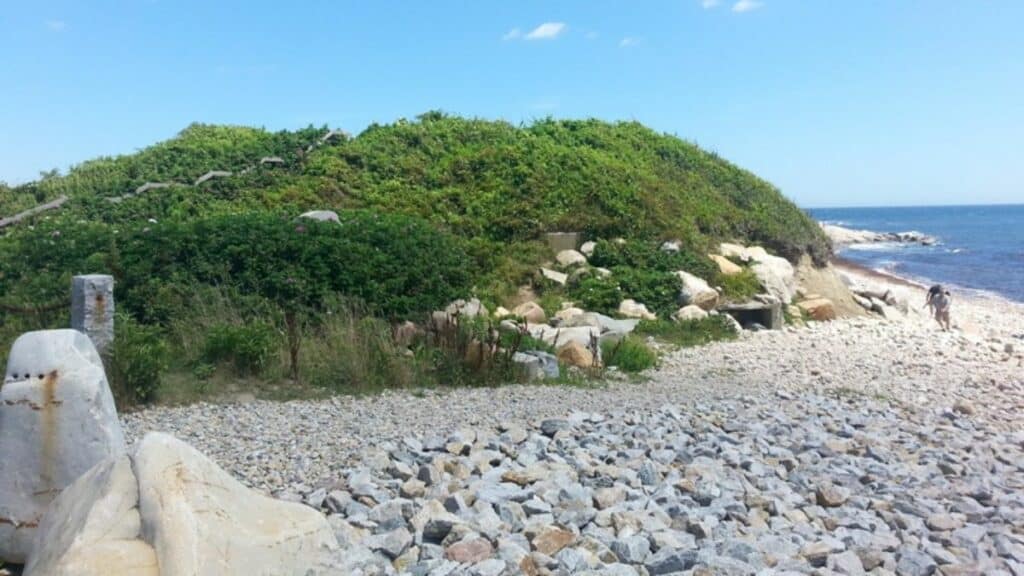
(117, 266), (1024, 575)
(821, 224), (938, 247)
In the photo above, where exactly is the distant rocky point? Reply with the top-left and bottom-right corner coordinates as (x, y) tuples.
(820, 223), (938, 247)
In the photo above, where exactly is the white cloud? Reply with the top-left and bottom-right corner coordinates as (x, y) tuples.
(619, 37), (640, 48)
(531, 98), (560, 111)
(502, 28), (522, 41)
(732, 0), (764, 13)
(702, 0), (721, 8)
(525, 22), (566, 40)
(585, 31), (599, 40)
(45, 20), (67, 32)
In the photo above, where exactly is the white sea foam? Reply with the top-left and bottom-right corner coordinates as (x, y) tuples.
(844, 242), (904, 252)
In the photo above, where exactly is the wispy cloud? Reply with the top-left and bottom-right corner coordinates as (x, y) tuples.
(531, 98), (560, 112)
(619, 37), (641, 48)
(525, 22), (566, 40)
(585, 30), (599, 40)
(701, 0), (721, 8)
(732, 0), (764, 13)
(502, 28), (522, 41)
(45, 19), (67, 32)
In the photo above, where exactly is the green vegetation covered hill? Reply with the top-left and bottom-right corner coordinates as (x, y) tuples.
(0, 112), (829, 403)
(3, 112), (827, 261)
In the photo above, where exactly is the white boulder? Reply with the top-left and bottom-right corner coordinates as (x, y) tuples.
(660, 240), (681, 252)
(580, 241), (597, 257)
(556, 249), (588, 268)
(512, 301), (547, 324)
(618, 299), (657, 321)
(298, 210), (340, 223)
(561, 312), (639, 335)
(719, 242), (751, 262)
(676, 271), (719, 311)
(527, 325), (602, 348)
(539, 267), (568, 286)
(444, 298), (489, 319)
(134, 432), (337, 576)
(25, 456), (157, 576)
(553, 307), (585, 323)
(0, 329), (126, 563)
(672, 305), (709, 323)
(24, 432), (338, 575)
(751, 255), (797, 304)
(719, 243), (797, 304)
(710, 254), (743, 276)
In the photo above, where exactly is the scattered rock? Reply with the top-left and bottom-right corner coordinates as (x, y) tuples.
(532, 526), (576, 556)
(557, 341), (595, 369)
(798, 298), (837, 321)
(445, 538), (494, 564)
(710, 254), (743, 276)
(299, 210), (340, 223)
(618, 299), (657, 321)
(513, 301), (547, 324)
(816, 484), (851, 508)
(556, 250), (588, 268)
(673, 305), (709, 323)
(677, 271), (719, 310)
(540, 268), (568, 286)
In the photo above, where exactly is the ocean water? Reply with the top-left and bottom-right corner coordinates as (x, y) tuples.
(809, 204), (1024, 303)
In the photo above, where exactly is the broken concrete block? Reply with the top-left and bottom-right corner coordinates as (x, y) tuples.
(71, 274), (115, 354)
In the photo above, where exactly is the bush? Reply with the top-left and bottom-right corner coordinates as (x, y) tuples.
(569, 268), (682, 318)
(201, 322), (277, 375)
(116, 210), (473, 321)
(570, 276), (622, 316)
(588, 239), (718, 280)
(635, 316), (738, 347)
(602, 337), (658, 372)
(716, 269), (762, 302)
(108, 314), (170, 405)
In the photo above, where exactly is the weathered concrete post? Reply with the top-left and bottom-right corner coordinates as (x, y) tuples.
(71, 275), (115, 354)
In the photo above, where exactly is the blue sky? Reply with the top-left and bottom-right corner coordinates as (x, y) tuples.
(2, 1), (1022, 207)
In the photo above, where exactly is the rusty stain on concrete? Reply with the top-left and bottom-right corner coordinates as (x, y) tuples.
(93, 292), (106, 329)
(40, 369), (58, 488)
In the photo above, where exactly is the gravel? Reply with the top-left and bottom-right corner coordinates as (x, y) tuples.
(119, 268), (1024, 574)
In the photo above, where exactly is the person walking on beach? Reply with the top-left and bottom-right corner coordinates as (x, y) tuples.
(925, 284), (952, 330)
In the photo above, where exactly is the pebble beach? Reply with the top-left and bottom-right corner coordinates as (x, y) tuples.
(119, 265), (1024, 575)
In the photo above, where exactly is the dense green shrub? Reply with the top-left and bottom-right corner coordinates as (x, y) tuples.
(108, 314), (170, 405)
(0, 210), (472, 324)
(635, 316), (738, 347)
(588, 239), (718, 280)
(570, 276), (623, 316)
(202, 322), (277, 375)
(716, 269), (762, 302)
(115, 211), (472, 321)
(602, 337), (658, 372)
(569, 268), (682, 318)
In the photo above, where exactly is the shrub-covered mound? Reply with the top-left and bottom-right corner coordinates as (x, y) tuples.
(3, 113), (828, 263)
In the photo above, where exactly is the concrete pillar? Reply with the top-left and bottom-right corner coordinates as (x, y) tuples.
(71, 275), (115, 354)
(544, 232), (580, 254)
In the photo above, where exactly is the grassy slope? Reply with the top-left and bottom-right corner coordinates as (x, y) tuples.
(3, 113), (828, 262)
